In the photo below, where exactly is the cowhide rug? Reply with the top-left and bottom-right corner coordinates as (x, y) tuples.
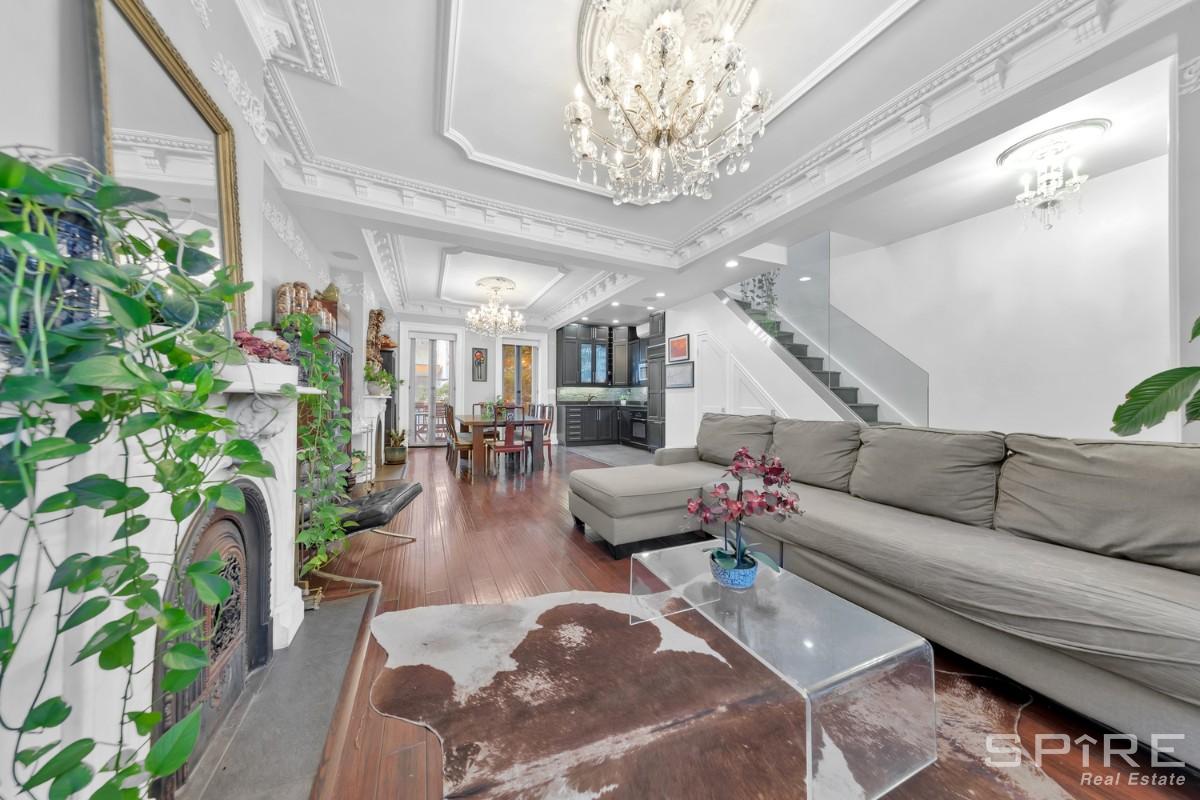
(369, 591), (1073, 800)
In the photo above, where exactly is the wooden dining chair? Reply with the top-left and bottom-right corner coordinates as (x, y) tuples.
(487, 405), (525, 475)
(444, 404), (474, 482)
(524, 404), (554, 466)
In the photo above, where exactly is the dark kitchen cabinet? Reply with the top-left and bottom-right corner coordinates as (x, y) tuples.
(557, 404), (618, 444)
(612, 340), (629, 386)
(557, 324), (614, 386)
(649, 311), (666, 337)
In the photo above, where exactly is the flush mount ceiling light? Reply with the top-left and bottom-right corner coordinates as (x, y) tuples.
(725, 259), (739, 268)
(798, 276), (812, 282)
(582, 316), (589, 320)
(612, 318), (620, 324)
(564, 4), (770, 206)
(611, 301), (620, 306)
(655, 291), (666, 297)
(996, 118), (1110, 230)
(466, 277), (525, 337)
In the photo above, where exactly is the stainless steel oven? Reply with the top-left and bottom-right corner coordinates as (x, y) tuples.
(629, 408), (647, 444)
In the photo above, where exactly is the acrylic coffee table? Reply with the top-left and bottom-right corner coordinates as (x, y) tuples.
(629, 540), (937, 799)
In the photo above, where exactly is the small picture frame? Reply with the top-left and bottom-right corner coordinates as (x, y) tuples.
(667, 334), (690, 363)
(471, 347), (488, 382)
(664, 361), (694, 389)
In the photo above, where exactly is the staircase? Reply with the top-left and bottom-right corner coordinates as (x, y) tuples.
(734, 300), (899, 426)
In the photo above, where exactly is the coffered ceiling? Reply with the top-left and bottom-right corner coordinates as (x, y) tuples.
(245, 0), (1188, 321)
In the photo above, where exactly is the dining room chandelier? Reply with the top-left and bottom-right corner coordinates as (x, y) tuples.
(466, 277), (525, 337)
(563, 8), (770, 206)
(996, 118), (1110, 230)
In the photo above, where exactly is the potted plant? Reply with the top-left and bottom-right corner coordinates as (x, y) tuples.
(365, 360), (395, 395)
(350, 448), (368, 474)
(686, 447), (803, 590)
(385, 429), (408, 464)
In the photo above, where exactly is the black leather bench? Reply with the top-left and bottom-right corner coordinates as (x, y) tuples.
(340, 480), (423, 535)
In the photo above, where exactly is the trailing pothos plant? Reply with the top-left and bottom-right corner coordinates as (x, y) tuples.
(269, 312), (352, 573)
(1112, 314), (1200, 436)
(0, 150), (275, 797)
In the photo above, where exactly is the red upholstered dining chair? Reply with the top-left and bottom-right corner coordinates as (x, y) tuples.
(524, 404), (554, 466)
(487, 405), (526, 475)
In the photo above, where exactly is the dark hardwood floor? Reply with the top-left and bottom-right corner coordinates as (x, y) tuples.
(314, 447), (1198, 800)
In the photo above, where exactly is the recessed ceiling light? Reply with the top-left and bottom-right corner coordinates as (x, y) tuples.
(655, 291), (665, 298)
(646, 306), (655, 311)
(798, 276), (812, 282)
(612, 319), (619, 324)
(725, 259), (739, 268)
(611, 301), (620, 306)
(581, 316), (589, 321)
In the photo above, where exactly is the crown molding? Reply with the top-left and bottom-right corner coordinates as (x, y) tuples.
(190, 0), (212, 29)
(363, 228), (409, 312)
(263, 200), (312, 268)
(671, 0), (1189, 261)
(543, 271), (642, 328)
(436, 246), (569, 310)
(234, 0), (340, 84)
(212, 53), (271, 144)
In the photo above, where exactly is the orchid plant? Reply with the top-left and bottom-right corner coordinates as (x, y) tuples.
(686, 447), (803, 572)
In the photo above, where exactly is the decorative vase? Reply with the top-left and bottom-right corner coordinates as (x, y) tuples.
(367, 381), (387, 396)
(709, 552), (759, 590)
(384, 445), (407, 465)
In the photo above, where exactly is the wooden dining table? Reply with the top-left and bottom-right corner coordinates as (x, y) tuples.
(456, 415), (552, 476)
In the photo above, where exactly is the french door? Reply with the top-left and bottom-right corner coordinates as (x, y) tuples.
(502, 344), (537, 406)
(410, 335), (455, 446)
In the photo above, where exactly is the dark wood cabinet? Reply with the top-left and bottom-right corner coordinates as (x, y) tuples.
(649, 312), (666, 337)
(612, 341), (629, 386)
(557, 404), (618, 444)
(556, 324), (622, 386)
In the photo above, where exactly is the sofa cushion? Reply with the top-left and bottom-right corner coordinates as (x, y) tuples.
(696, 413), (775, 466)
(770, 419), (862, 492)
(849, 425), (1005, 527)
(569, 461), (726, 518)
(742, 483), (1200, 707)
(995, 434), (1200, 575)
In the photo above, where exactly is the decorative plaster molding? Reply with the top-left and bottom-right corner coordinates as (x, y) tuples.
(111, 128), (215, 159)
(234, 0), (340, 84)
(1063, 0), (1111, 42)
(362, 229), (409, 311)
(212, 53), (270, 144)
(437, 0), (921, 194)
(1182, 55), (1200, 96)
(190, 0), (212, 29)
(436, 247), (569, 311)
(672, 0), (1181, 257)
(262, 200), (311, 268)
(542, 271), (641, 328)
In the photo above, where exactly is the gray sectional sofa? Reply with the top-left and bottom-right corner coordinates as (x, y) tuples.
(567, 413), (1200, 765)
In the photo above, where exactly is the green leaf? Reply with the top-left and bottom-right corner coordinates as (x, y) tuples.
(24, 739), (94, 790)
(0, 151), (28, 189)
(223, 438), (261, 461)
(0, 448), (26, 509)
(66, 475), (129, 510)
(104, 486), (148, 517)
(170, 491), (201, 523)
(159, 239), (219, 276)
(60, 597), (110, 632)
(21, 698), (71, 732)
(16, 741), (60, 767)
(65, 356), (142, 389)
(88, 775), (141, 800)
(236, 461), (275, 479)
(155, 607), (200, 641)
(49, 763), (93, 800)
(0, 553), (16, 575)
(144, 708), (201, 777)
(1191, 315), (1200, 342)
(74, 617), (133, 663)
(104, 291), (151, 330)
(37, 492), (78, 513)
(118, 412), (160, 439)
(186, 552), (224, 576)
(66, 415), (107, 444)
(127, 710), (162, 737)
(66, 258), (130, 292)
(213, 483), (244, 512)
(94, 184), (159, 209)
(1188, 390), (1200, 424)
(48, 554), (90, 591)
(162, 642), (208, 671)
(114, 515), (151, 539)
(1112, 367), (1200, 436)
(748, 550), (781, 572)
(188, 571), (231, 606)
(0, 375), (67, 402)
(712, 552), (738, 570)
(17, 437), (90, 464)
(98, 636), (135, 670)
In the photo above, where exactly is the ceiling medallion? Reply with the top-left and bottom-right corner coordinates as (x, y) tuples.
(996, 118), (1111, 230)
(466, 277), (526, 337)
(564, 1), (769, 206)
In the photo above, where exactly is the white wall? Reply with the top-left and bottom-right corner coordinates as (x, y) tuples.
(831, 156), (1174, 440)
(664, 294), (845, 447)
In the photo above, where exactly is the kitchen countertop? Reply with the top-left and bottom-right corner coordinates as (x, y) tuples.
(557, 402), (647, 408)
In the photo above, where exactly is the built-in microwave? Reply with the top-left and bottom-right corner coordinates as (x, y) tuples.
(635, 361), (647, 383)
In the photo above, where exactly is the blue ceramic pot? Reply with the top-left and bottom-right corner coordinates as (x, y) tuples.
(709, 553), (758, 590)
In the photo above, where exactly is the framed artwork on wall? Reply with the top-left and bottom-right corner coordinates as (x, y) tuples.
(471, 348), (488, 382)
(667, 334), (690, 362)
(664, 361), (694, 389)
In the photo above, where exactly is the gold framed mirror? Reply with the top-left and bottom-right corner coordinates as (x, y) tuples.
(95, 0), (246, 328)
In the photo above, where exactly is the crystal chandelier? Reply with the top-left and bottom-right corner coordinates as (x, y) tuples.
(563, 8), (770, 206)
(996, 118), (1110, 230)
(466, 277), (525, 337)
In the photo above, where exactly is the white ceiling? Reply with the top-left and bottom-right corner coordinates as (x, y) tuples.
(824, 59), (1172, 245)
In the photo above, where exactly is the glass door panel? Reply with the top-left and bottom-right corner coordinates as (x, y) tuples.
(502, 344), (537, 406)
(410, 336), (455, 446)
(594, 343), (608, 384)
(580, 343), (594, 384)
